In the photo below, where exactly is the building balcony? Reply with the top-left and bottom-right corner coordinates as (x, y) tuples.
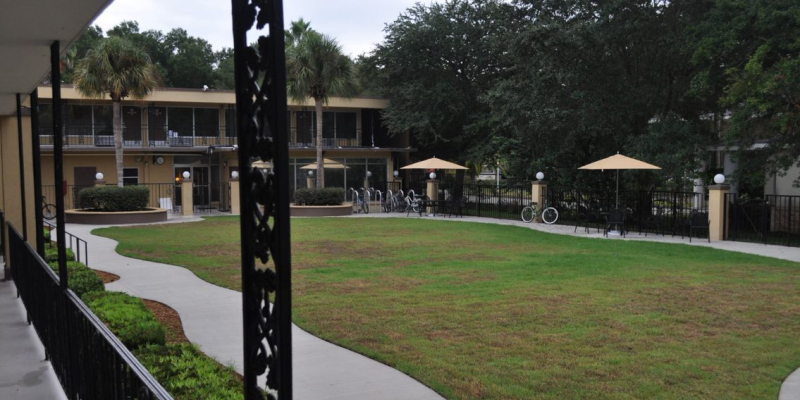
(37, 125), (408, 150)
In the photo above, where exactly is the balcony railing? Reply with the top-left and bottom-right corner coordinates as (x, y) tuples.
(8, 224), (172, 399)
(289, 127), (363, 148)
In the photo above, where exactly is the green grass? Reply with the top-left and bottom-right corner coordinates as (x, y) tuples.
(95, 216), (800, 400)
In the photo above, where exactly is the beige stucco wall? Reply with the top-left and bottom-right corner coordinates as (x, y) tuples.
(764, 163), (800, 197)
(0, 115), (38, 255)
(40, 154), (180, 186)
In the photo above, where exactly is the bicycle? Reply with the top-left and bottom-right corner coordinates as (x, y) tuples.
(42, 196), (56, 220)
(405, 190), (428, 216)
(350, 187), (370, 214)
(521, 200), (559, 224)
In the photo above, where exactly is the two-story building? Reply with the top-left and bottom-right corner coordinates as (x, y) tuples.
(37, 85), (413, 211)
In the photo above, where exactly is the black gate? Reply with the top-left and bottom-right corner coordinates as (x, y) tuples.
(725, 194), (800, 247)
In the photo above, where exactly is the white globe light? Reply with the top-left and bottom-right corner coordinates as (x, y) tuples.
(308, 170), (314, 176)
(366, 171), (372, 178)
(429, 172), (437, 180)
(231, 171), (239, 179)
(95, 172), (104, 180)
(536, 172), (544, 181)
(393, 170), (399, 177)
(182, 171), (190, 179)
(714, 173), (725, 184)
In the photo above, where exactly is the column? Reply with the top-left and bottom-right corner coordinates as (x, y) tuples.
(230, 179), (240, 215)
(427, 179), (439, 215)
(181, 178), (194, 216)
(708, 184), (730, 241)
(532, 180), (547, 207)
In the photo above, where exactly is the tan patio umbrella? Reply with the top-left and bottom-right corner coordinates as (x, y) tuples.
(300, 158), (348, 170)
(252, 161), (272, 169)
(400, 156), (468, 170)
(579, 152), (661, 208)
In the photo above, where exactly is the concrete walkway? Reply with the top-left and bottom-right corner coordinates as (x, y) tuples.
(66, 218), (444, 400)
(0, 279), (66, 400)
(68, 212), (800, 399)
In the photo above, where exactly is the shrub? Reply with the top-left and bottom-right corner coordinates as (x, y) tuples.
(43, 228), (51, 242)
(134, 344), (244, 400)
(44, 246), (75, 263)
(83, 291), (165, 349)
(294, 188), (345, 205)
(47, 261), (105, 298)
(78, 185), (150, 211)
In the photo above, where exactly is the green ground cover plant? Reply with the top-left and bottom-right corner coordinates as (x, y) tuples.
(44, 246), (75, 263)
(134, 343), (244, 400)
(47, 261), (105, 298)
(96, 216), (800, 400)
(83, 291), (166, 349)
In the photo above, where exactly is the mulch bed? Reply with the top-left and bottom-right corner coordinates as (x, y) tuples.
(142, 299), (189, 344)
(94, 270), (120, 284)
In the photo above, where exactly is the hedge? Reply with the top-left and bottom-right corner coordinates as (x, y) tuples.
(47, 261), (105, 298)
(78, 185), (150, 211)
(83, 291), (166, 349)
(294, 188), (345, 205)
(44, 246), (75, 263)
(134, 344), (244, 400)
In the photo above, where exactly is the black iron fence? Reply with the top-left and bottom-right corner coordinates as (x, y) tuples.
(434, 183), (530, 220)
(8, 225), (172, 399)
(43, 220), (89, 266)
(543, 187), (706, 235)
(725, 194), (800, 247)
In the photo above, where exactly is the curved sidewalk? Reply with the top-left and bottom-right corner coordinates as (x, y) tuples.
(66, 219), (444, 400)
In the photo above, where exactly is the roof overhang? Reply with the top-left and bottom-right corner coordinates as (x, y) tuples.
(0, 0), (114, 116)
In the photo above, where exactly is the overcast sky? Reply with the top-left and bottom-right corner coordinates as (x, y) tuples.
(93, 0), (435, 57)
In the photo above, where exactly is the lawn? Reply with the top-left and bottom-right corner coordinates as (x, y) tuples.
(95, 216), (800, 400)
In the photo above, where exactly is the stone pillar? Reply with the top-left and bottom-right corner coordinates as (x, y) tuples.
(708, 184), (730, 241)
(230, 179), (240, 215)
(532, 181), (548, 222)
(427, 179), (439, 214)
(94, 179), (106, 187)
(181, 179), (194, 216)
(532, 181), (547, 207)
(307, 177), (314, 189)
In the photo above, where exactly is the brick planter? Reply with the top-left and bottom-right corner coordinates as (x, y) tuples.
(290, 204), (352, 217)
(65, 208), (168, 225)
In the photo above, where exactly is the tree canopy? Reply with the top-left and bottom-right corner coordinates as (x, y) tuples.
(361, 0), (800, 193)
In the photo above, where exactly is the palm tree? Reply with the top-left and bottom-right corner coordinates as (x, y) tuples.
(286, 30), (359, 188)
(73, 37), (160, 187)
(284, 18), (311, 48)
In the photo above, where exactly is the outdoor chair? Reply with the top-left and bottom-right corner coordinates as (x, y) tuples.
(640, 207), (664, 237)
(574, 205), (600, 233)
(604, 208), (626, 237)
(688, 210), (710, 243)
(441, 196), (465, 218)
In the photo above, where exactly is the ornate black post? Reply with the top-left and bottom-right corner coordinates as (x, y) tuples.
(16, 94), (28, 241)
(51, 41), (68, 289)
(231, 0), (293, 399)
(31, 89), (46, 257)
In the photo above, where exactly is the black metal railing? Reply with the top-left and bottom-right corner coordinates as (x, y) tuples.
(544, 187), (707, 235)
(9, 225), (172, 399)
(725, 193), (800, 247)
(43, 220), (89, 266)
(38, 125), (226, 148)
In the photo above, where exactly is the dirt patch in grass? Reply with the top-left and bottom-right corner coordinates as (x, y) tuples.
(142, 299), (188, 345)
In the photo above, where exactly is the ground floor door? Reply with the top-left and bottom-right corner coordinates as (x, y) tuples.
(174, 165), (210, 210)
(73, 166), (96, 208)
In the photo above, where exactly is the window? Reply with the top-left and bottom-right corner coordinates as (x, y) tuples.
(168, 107), (193, 137)
(194, 108), (219, 137)
(122, 168), (139, 186)
(336, 112), (357, 139)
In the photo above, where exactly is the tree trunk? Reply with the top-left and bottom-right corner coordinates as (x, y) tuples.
(315, 98), (324, 189)
(113, 100), (124, 187)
